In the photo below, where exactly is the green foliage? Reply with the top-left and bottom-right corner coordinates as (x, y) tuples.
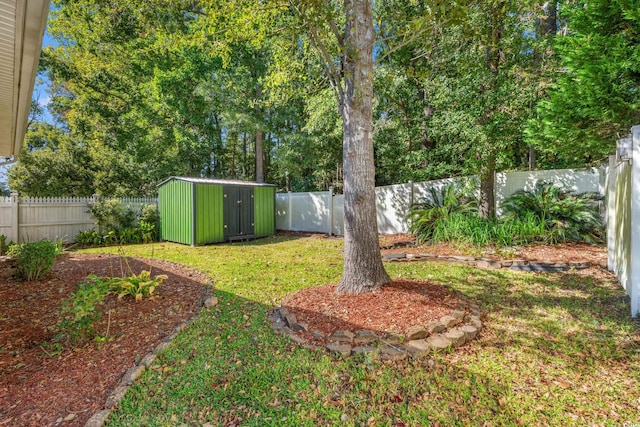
(501, 182), (604, 244)
(113, 270), (167, 302)
(526, 0), (640, 165)
(7, 240), (61, 280)
(57, 270), (167, 343)
(82, 200), (159, 245)
(88, 199), (136, 234)
(0, 234), (13, 255)
(58, 275), (110, 342)
(408, 183), (477, 244)
(75, 230), (102, 246)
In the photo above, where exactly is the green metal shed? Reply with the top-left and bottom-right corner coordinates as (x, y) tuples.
(158, 177), (276, 245)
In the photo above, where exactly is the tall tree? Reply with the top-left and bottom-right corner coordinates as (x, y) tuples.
(527, 0), (640, 164)
(292, 0), (391, 293)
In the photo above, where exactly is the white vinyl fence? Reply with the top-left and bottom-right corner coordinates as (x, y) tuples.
(607, 125), (640, 317)
(0, 195), (156, 244)
(276, 168), (605, 236)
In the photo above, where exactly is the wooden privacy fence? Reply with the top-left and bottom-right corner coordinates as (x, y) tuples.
(0, 195), (156, 244)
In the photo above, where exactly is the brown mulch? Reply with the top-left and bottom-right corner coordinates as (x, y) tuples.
(282, 234), (610, 344)
(0, 254), (210, 427)
(281, 280), (469, 341)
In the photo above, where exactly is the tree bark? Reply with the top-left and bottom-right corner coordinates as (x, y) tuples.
(255, 86), (265, 183)
(337, 0), (391, 294)
(478, 154), (496, 219)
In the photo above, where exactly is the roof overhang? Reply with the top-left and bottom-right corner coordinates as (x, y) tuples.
(0, 0), (50, 161)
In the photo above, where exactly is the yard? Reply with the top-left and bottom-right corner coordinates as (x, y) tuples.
(2, 233), (639, 426)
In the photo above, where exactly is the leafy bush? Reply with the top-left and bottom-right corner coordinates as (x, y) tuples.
(88, 198), (136, 234)
(57, 270), (167, 343)
(75, 230), (102, 245)
(0, 234), (14, 255)
(81, 200), (159, 246)
(501, 182), (604, 243)
(408, 183), (477, 244)
(7, 240), (61, 280)
(58, 275), (111, 342)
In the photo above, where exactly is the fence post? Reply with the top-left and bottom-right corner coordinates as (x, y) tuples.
(328, 186), (334, 236)
(630, 125), (640, 317)
(287, 191), (293, 231)
(10, 192), (18, 243)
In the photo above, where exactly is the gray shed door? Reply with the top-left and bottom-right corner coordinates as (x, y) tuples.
(223, 187), (254, 238)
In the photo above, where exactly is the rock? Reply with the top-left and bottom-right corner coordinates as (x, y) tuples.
(467, 315), (483, 330)
(418, 253), (438, 259)
(288, 334), (307, 345)
(330, 329), (355, 342)
(451, 310), (466, 321)
(439, 315), (460, 328)
(450, 255), (476, 262)
(326, 342), (352, 356)
(476, 260), (502, 269)
(105, 385), (129, 408)
(444, 328), (466, 347)
(379, 333), (403, 345)
(383, 253), (407, 260)
(283, 313), (298, 328)
(460, 325), (479, 341)
(379, 346), (407, 361)
(405, 339), (430, 357)
(122, 365), (145, 385)
(499, 260), (513, 267)
(140, 353), (156, 367)
(354, 329), (378, 345)
(426, 321), (445, 334)
(204, 297), (218, 307)
(511, 259), (529, 266)
(292, 322), (308, 333)
(310, 331), (325, 340)
(573, 261), (591, 270)
(405, 325), (427, 341)
(84, 410), (111, 427)
(63, 413), (76, 422)
(427, 334), (452, 351)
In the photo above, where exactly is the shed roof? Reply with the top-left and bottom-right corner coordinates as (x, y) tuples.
(158, 176), (276, 188)
(0, 0), (50, 160)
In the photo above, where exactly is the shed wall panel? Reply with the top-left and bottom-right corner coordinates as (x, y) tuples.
(159, 180), (193, 245)
(195, 184), (224, 244)
(254, 186), (275, 237)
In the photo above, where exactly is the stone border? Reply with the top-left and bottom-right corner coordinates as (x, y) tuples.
(269, 291), (483, 361)
(382, 252), (602, 271)
(84, 263), (215, 427)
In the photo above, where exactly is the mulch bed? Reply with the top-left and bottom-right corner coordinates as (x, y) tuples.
(0, 254), (210, 427)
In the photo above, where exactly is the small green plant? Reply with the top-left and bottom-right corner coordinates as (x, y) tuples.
(408, 183), (477, 244)
(57, 275), (111, 343)
(113, 270), (167, 302)
(7, 240), (61, 280)
(75, 230), (102, 245)
(57, 270), (167, 343)
(0, 234), (11, 255)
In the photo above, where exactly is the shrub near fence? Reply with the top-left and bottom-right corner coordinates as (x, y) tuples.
(0, 195), (157, 244)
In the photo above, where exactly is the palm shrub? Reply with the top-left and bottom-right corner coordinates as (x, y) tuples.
(500, 182), (603, 244)
(408, 183), (477, 243)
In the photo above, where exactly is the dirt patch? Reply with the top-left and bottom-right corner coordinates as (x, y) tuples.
(0, 254), (210, 427)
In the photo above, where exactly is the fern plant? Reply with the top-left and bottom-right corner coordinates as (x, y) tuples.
(408, 183), (477, 244)
(500, 182), (603, 244)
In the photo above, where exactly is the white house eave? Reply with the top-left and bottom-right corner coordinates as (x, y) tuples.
(0, 0), (50, 160)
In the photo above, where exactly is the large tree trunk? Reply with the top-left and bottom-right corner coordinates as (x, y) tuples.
(478, 154), (496, 219)
(337, 0), (391, 294)
(255, 130), (264, 183)
(255, 86), (265, 183)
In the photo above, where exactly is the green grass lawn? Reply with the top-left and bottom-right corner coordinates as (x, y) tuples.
(81, 235), (640, 426)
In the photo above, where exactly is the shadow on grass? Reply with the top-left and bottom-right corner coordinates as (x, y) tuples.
(107, 287), (528, 426)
